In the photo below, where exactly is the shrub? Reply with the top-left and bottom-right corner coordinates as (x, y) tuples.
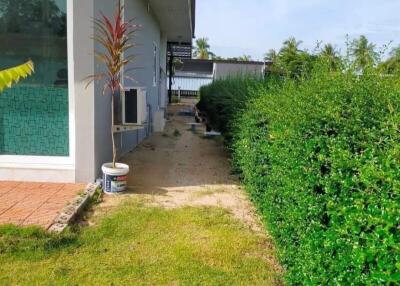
(199, 69), (400, 285)
(197, 76), (276, 143)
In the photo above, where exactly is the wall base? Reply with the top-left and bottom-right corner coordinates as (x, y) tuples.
(0, 167), (75, 183)
(153, 110), (166, 132)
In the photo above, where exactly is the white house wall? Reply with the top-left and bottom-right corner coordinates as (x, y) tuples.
(74, 0), (96, 183)
(92, 0), (166, 180)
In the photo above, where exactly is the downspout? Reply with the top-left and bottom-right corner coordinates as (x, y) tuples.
(168, 44), (173, 104)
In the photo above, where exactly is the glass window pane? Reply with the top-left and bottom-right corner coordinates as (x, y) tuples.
(0, 0), (69, 156)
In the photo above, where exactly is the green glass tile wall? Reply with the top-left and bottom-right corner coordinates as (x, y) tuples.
(0, 86), (69, 156)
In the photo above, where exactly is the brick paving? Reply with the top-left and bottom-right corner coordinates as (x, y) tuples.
(0, 181), (86, 229)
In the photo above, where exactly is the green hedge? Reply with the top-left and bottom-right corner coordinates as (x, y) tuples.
(198, 70), (400, 285)
(197, 77), (275, 143)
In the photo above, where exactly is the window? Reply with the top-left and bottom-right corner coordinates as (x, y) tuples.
(0, 0), (69, 156)
(153, 42), (157, 86)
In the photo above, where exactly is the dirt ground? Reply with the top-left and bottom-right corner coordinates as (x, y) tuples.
(90, 98), (282, 276)
(96, 98), (265, 234)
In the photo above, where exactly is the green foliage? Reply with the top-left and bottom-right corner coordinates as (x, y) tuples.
(0, 61), (34, 93)
(379, 45), (400, 75)
(350, 35), (380, 72)
(197, 76), (275, 143)
(198, 66), (400, 285)
(193, 37), (215, 60)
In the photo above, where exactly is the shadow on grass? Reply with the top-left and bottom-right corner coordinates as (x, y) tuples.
(0, 225), (78, 256)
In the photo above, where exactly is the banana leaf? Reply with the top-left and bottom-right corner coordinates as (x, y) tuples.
(0, 60), (34, 93)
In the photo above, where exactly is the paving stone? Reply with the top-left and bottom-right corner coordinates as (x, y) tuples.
(0, 181), (85, 229)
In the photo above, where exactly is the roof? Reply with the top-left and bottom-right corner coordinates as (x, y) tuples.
(149, 0), (196, 43)
(181, 58), (269, 65)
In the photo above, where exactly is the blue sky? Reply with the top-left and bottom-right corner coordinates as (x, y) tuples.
(195, 0), (400, 60)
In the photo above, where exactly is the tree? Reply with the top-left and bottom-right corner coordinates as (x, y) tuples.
(280, 37), (303, 56)
(0, 0), (66, 35)
(0, 61), (34, 93)
(211, 55), (225, 60)
(278, 37), (308, 77)
(320, 44), (341, 71)
(379, 45), (400, 74)
(350, 35), (379, 71)
(193, 38), (215, 60)
(237, 55), (252, 61)
(264, 49), (278, 63)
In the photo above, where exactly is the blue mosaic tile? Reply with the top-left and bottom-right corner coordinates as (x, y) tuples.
(0, 85), (69, 156)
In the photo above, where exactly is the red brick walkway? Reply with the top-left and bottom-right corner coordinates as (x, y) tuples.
(0, 181), (86, 229)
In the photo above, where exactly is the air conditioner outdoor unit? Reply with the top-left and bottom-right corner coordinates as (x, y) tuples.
(122, 87), (147, 125)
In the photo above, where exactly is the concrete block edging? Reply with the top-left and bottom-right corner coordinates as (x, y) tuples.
(48, 182), (101, 233)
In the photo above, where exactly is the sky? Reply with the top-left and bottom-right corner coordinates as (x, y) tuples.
(195, 0), (400, 61)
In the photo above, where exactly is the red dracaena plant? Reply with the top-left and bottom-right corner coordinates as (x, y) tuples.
(86, 2), (139, 168)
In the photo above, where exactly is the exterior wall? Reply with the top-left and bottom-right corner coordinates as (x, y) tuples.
(71, 0), (170, 182)
(73, 0), (97, 183)
(117, 0), (163, 151)
(213, 62), (265, 80)
(92, 0), (166, 180)
(0, 0), (188, 183)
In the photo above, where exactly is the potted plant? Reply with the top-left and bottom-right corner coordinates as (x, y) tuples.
(86, 2), (138, 194)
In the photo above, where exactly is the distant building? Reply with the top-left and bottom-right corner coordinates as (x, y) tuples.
(213, 60), (266, 80)
(171, 59), (269, 96)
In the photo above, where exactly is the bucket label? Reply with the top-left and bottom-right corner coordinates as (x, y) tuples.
(103, 174), (128, 193)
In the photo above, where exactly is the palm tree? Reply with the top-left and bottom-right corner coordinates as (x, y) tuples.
(279, 37), (305, 77)
(0, 60), (34, 93)
(280, 37), (303, 56)
(320, 44), (341, 71)
(264, 49), (278, 63)
(193, 38), (214, 60)
(350, 35), (379, 71)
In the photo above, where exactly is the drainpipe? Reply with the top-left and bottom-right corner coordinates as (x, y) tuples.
(168, 44), (173, 104)
(168, 55), (173, 104)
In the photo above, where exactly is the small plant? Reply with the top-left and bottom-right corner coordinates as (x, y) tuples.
(173, 129), (181, 137)
(86, 1), (138, 168)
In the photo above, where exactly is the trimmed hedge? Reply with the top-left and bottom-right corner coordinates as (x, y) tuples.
(198, 70), (400, 285)
(197, 77), (275, 143)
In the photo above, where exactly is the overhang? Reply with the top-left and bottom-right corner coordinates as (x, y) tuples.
(148, 0), (195, 43)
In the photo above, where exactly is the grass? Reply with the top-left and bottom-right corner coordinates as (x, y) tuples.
(173, 129), (182, 137)
(0, 200), (278, 285)
(193, 186), (227, 198)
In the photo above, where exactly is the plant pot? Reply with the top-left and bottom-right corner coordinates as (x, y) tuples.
(102, 163), (130, 194)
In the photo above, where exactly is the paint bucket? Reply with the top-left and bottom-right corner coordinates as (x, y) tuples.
(102, 163), (130, 194)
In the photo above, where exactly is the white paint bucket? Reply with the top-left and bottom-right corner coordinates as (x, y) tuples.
(102, 163), (130, 194)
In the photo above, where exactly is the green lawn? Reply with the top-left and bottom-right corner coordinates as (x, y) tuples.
(0, 201), (278, 285)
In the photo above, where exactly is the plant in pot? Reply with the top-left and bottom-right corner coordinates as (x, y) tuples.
(86, 2), (138, 194)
